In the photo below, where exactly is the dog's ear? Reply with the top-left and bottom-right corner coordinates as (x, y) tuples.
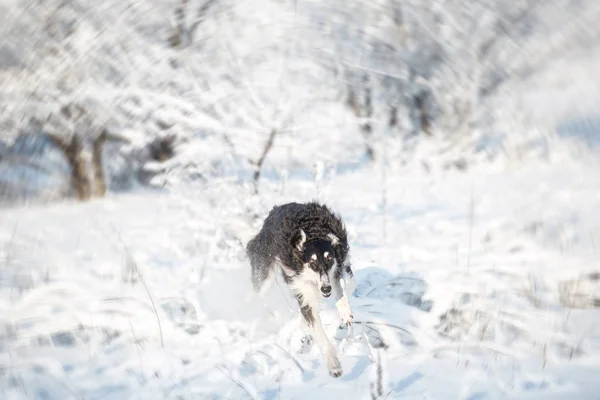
(327, 233), (340, 246)
(293, 229), (307, 252)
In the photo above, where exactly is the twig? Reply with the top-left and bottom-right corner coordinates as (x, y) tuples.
(370, 349), (384, 400)
(188, 0), (218, 42)
(430, 343), (517, 358)
(129, 320), (145, 379)
(272, 343), (306, 374)
(114, 236), (165, 348)
(127, 254), (164, 348)
(216, 365), (259, 400)
(355, 321), (412, 337)
(364, 276), (424, 297)
(252, 129), (277, 194)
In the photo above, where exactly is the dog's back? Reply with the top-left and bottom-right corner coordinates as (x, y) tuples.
(265, 201), (347, 241)
(246, 201), (348, 292)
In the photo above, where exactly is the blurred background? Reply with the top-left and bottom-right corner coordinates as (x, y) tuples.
(1, 0), (599, 202)
(1, 0), (600, 399)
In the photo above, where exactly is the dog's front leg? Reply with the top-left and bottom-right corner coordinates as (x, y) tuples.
(341, 263), (357, 295)
(295, 294), (342, 378)
(331, 263), (356, 326)
(332, 276), (353, 326)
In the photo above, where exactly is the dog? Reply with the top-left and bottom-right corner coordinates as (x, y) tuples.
(246, 201), (356, 377)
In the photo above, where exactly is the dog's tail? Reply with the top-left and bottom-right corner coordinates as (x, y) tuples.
(246, 236), (273, 294)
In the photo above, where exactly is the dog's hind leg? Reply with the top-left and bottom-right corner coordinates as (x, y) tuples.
(295, 292), (342, 378)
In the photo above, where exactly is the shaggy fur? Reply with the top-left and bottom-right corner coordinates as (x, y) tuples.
(246, 201), (356, 378)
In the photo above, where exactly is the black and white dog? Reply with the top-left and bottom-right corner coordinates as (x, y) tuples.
(246, 201), (356, 377)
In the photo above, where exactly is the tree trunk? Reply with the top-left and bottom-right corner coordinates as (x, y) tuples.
(388, 105), (397, 129)
(345, 74), (374, 161)
(92, 130), (108, 197)
(415, 93), (432, 136)
(169, 0), (190, 48)
(362, 77), (374, 160)
(47, 133), (91, 201)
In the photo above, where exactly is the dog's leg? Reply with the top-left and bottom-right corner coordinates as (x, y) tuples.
(298, 315), (314, 353)
(295, 292), (342, 378)
(331, 263), (355, 326)
(332, 279), (353, 327)
(341, 263), (357, 296)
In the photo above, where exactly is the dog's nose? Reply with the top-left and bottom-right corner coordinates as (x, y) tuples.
(321, 285), (332, 297)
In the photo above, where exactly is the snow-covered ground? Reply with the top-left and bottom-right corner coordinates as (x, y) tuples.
(1, 159), (599, 399)
(2, 0), (600, 398)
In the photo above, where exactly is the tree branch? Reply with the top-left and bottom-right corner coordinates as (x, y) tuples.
(252, 128), (277, 194)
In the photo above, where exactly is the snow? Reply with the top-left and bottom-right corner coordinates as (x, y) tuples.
(1, 160), (599, 399)
(2, 0), (600, 398)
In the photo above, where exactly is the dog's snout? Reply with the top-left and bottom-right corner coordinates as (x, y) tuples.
(321, 285), (332, 297)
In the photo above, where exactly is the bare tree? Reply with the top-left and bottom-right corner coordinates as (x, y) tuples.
(38, 101), (130, 201)
(92, 129), (131, 197)
(46, 132), (91, 201)
(346, 74), (375, 160)
(315, 0), (595, 158)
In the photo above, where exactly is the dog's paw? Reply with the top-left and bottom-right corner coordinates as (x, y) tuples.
(341, 311), (354, 327)
(328, 356), (343, 378)
(301, 335), (313, 345)
(336, 296), (354, 327)
(299, 335), (313, 354)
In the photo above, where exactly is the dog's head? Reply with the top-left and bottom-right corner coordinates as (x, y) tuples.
(294, 230), (339, 298)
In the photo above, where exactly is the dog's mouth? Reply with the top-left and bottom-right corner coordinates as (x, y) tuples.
(321, 292), (331, 298)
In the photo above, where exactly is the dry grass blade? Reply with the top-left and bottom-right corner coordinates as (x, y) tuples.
(116, 239), (165, 348)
